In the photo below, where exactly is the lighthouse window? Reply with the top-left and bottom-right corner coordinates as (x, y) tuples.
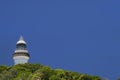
(17, 46), (26, 50)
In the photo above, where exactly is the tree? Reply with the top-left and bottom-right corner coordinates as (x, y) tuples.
(0, 63), (102, 80)
(0, 65), (7, 73)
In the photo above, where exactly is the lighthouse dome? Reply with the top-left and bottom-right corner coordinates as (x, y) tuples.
(17, 36), (26, 44)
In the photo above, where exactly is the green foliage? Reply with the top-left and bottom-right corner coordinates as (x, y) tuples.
(118, 77), (120, 80)
(0, 63), (101, 80)
(0, 65), (7, 73)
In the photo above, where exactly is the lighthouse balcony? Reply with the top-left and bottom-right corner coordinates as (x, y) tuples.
(15, 50), (28, 53)
(13, 52), (30, 57)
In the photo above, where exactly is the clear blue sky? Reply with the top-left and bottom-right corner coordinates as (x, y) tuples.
(0, 0), (120, 80)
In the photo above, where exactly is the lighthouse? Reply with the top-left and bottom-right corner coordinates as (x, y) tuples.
(13, 36), (30, 65)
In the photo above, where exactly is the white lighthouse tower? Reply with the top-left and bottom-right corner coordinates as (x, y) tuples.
(13, 36), (30, 65)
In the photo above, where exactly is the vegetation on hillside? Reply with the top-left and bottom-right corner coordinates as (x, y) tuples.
(0, 63), (101, 80)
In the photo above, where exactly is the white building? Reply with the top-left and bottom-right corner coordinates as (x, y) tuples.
(13, 36), (30, 65)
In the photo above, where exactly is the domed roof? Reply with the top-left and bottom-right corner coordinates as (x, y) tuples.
(17, 36), (26, 44)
